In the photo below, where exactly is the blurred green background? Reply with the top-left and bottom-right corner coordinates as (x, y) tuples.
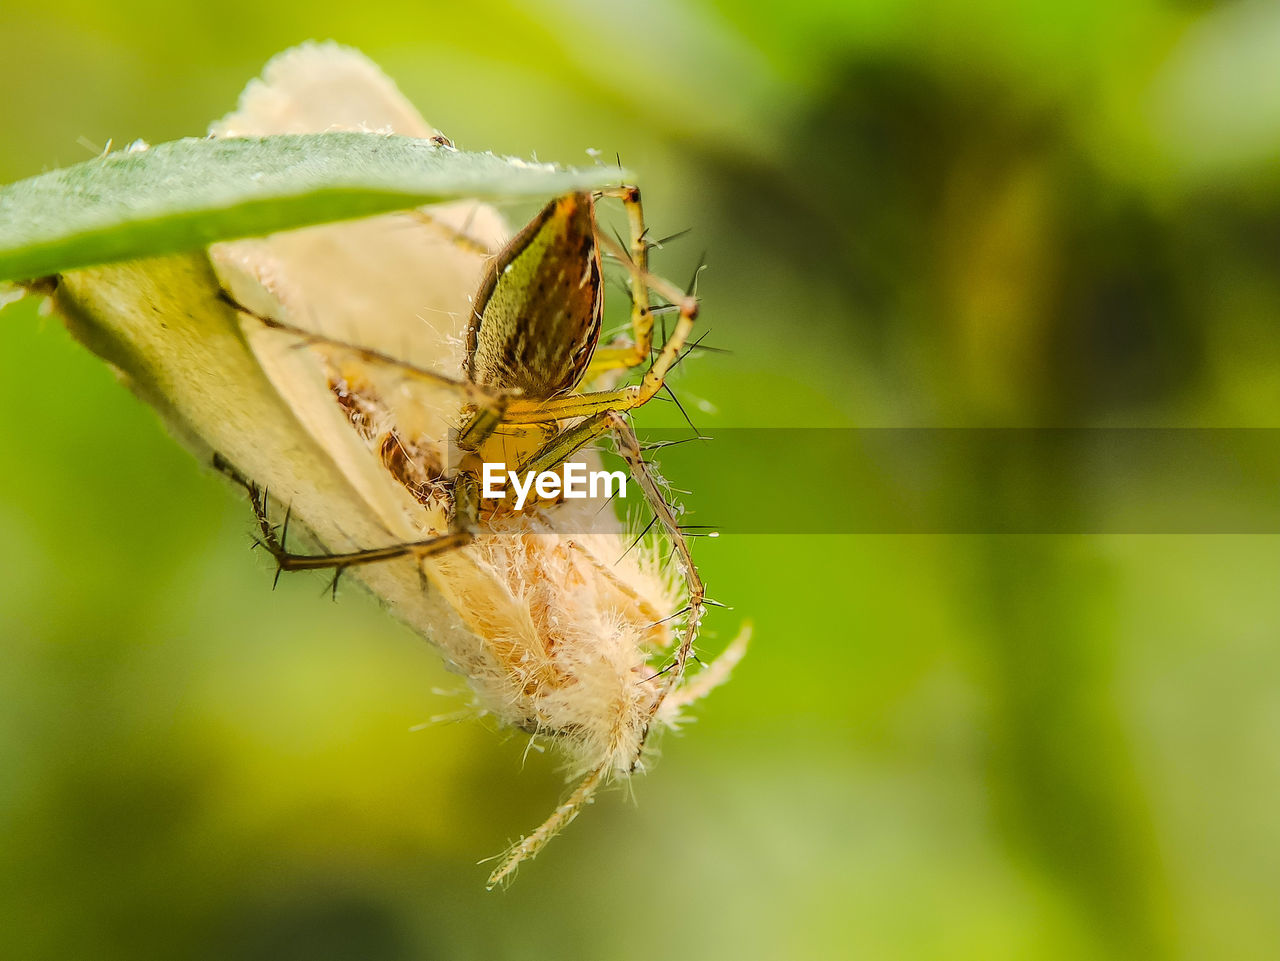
(3, 1), (1280, 958)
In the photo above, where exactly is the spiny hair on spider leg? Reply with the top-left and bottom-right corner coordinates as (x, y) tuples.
(686, 254), (708, 297)
(647, 226), (694, 250)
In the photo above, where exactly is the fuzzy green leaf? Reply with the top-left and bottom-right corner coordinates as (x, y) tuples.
(0, 133), (625, 282)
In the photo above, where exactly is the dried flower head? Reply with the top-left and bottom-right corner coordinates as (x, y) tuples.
(43, 42), (747, 886)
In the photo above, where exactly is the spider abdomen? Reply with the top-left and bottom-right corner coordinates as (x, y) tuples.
(465, 192), (603, 398)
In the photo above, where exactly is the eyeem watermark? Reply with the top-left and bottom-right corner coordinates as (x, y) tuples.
(482, 462), (627, 511)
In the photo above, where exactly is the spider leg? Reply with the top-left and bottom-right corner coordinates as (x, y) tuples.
(222, 288), (515, 465)
(213, 453), (474, 574)
(512, 410), (614, 476)
(406, 205), (498, 257)
(510, 409), (708, 706)
(218, 290), (503, 411)
(606, 413), (705, 688)
(479, 413), (709, 888)
(524, 512), (668, 628)
(500, 275), (698, 424)
(584, 185), (653, 377)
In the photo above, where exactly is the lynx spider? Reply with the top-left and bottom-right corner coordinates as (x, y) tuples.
(220, 184), (725, 886)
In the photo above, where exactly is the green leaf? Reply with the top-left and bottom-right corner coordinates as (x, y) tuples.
(0, 133), (626, 282)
